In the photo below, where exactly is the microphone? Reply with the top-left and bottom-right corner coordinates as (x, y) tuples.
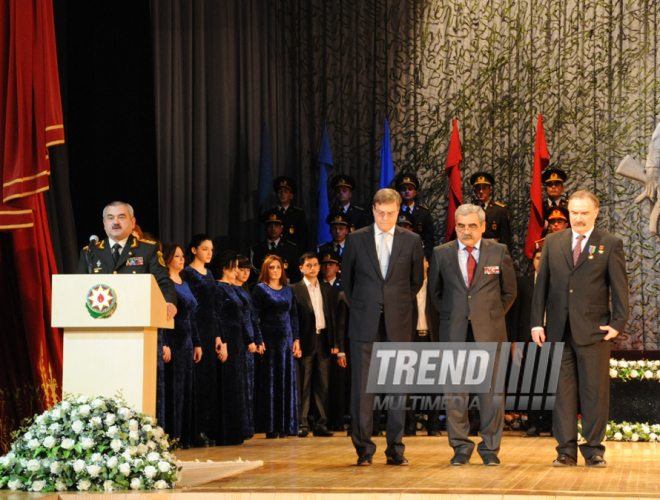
(89, 235), (99, 245)
(87, 235), (99, 273)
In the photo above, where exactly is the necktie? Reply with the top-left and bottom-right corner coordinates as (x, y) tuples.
(112, 243), (122, 264)
(465, 246), (476, 288)
(378, 232), (391, 278)
(573, 234), (585, 266)
(270, 242), (276, 251)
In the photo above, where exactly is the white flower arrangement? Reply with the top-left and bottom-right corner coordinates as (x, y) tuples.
(578, 419), (660, 443)
(0, 394), (178, 492)
(609, 358), (660, 381)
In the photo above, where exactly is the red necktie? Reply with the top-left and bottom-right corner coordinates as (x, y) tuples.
(573, 234), (585, 266)
(466, 246), (476, 288)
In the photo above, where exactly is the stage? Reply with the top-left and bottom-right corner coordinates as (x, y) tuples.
(107, 431), (659, 498)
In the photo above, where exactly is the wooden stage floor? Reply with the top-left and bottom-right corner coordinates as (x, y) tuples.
(169, 431), (660, 499)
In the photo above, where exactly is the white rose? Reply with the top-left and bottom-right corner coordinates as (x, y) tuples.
(31, 480), (46, 492)
(106, 456), (118, 469)
(81, 437), (95, 450)
(105, 413), (116, 426)
(147, 440), (157, 450)
(160, 439), (169, 450)
(133, 458), (144, 468)
(78, 404), (91, 417)
(147, 452), (160, 462)
(614, 432), (623, 440)
(43, 435), (57, 449)
(27, 459), (41, 472)
(656, 370), (660, 379)
(49, 423), (61, 433)
(158, 461), (171, 473)
(77, 395), (89, 404)
(153, 427), (164, 439)
(52, 407), (63, 419)
(650, 433), (657, 442)
(61, 438), (75, 450)
(143, 424), (152, 433)
(137, 443), (148, 455)
(130, 478), (142, 490)
(631, 370), (639, 378)
(91, 416), (102, 427)
(72, 420), (84, 434)
(618, 360), (628, 368)
(118, 407), (133, 420)
(623, 425), (632, 433)
(27, 439), (40, 450)
(127, 445), (138, 456)
(91, 398), (105, 408)
(119, 462), (132, 476)
(129, 419), (139, 432)
(55, 480), (67, 491)
(103, 480), (115, 491)
(77, 479), (91, 491)
(106, 425), (119, 438)
(91, 453), (102, 463)
(0, 456), (11, 467)
(161, 451), (171, 461)
(642, 425), (650, 434)
(609, 368), (617, 378)
(60, 401), (71, 411)
(129, 430), (139, 440)
(35, 414), (46, 425)
(86, 464), (102, 477)
(154, 480), (168, 489)
(50, 461), (62, 474)
(24, 431), (33, 440)
(144, 465), (157, 478)
(632, 433), (639, 441)
(645, 370), (654, 379)
(637, 360), (645, 367)
(8, 479), (22, 490)
(73, 459), (86, 472)
(110, 439), (123, 452)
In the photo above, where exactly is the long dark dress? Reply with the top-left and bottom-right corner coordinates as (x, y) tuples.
(160, 281), (202, 447)
(251, 283), (299, 435)
(184, 266), (219, 441)
(235, 285), (263, 439)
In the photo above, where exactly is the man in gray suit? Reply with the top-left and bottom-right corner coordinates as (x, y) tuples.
(342, 188), (425, 466)
(428, 204), (516, 466)
(531, 191), (629, 468)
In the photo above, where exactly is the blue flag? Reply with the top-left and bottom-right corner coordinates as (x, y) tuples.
(380, 118), (394, 189)
(257, 122), (273, 217)
(317, 123), (333, 245)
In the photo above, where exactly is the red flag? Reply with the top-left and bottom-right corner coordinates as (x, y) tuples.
(445, 119), (463, 241)
(524, 114), (550, 258)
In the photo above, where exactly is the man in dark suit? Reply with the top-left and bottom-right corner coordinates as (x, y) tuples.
(428, 203), (516, 466)
(470, 172), (512, 252)
(531, 191), (629, 468)
(395, 173), (436, 261)
(292, 252), (336, 437)
(342, 188), (425, 466)
(77, 201), (176, 321)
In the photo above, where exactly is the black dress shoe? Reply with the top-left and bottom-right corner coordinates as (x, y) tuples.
(404, 428), (416, 436)
(372, 429), (383, 436)
(298, 428), (310, 437)
(427, 430), (441, 436)
(313, 428), (334, 437)
(450, 453), (470, 466)
(585, 455), (607, 468)
(482, 455), (500, 466)
(524, 426), (540, 437)
(386, 453), (409, 466)
(266, 431), (279, 439)
(181, 442), (191, 450)
(553, 453), (577, 467)
(279, 432), (287, 438)
(357, 454), (373, 466)
(195, 432), (210, 447)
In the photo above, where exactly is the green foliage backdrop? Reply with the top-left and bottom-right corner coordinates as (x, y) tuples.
(272, 0), (660, 350)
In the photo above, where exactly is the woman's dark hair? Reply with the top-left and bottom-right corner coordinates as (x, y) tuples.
(209, 249), (238, 281)
(185, 233), (212, 266)
(258, 254), (288, 287)
(237, 254), (251, 269)
(162, 242), (185, 280)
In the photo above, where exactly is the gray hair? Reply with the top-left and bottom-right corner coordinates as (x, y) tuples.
(568, 190), (600, 209)
(103, 201), (135, 219)
(455, 204), (485, 223)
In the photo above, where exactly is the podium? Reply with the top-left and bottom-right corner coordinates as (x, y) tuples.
(52, 274), (173, 415)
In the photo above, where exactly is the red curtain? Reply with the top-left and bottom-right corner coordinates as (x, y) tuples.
(0, 0), (64, 453)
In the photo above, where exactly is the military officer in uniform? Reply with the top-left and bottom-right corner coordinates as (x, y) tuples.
(545, 206), (570, 234)
(317, 212), (351, 256)
(396, 211), (415, 231)
(250, 209), (301, 283)
(331, 175), (371, 230)
(77, 201), (177, 321)
(395, 173), (435, 260)
(470, 172), (512, 252)
(270, 175), (309, 251)
(542, 168), (568, 211)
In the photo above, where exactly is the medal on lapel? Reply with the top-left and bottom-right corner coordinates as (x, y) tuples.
(588, 245), (596, 259)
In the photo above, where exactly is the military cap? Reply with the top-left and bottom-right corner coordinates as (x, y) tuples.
(260, 209), (284, 225)
(396, 212), (414, 228)
(273, 176), (296, 194)
(320, 250), (341, 265)
(542, 168), (567, 184)
(395, 173), (419, 190)
(330, 174), (355, 191)
(545, 206), (569, 221)
(470, 172), (495, 186)
(326, 212), (352, 226)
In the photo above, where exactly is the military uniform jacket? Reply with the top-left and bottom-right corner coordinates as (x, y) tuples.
(545, 197), (568, 210)
(77, 236), (176, 304)
(339, 204), (371, 231)
(317, 240), (345, 256)
(274, 205), (309, 252)
(401, 204), (435, 260)
(250, 239), (302, 283)
(480, 202), (512, 252)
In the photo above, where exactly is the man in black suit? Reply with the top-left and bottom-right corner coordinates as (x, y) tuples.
(428, 203), (517, 466)
(291, 252), (336, 437)
(470, 172), (512, 252)
(531, 191), (629, 468)
(77, 201), (176, 321)
(395, 173), (436, 261)
(342, 188), (425, 466)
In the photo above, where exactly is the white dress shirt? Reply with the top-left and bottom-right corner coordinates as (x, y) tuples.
(303, 277), (326, 331)
(457, 238), (482, 287)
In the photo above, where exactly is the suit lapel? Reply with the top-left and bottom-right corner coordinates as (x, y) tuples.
(296, 281), (314, 313)
(363, 225), (384, 279)
(384, 227), (405, 281)
(560, 229), (573, 269)
(469, 239), (490, 293)
(450, 240), (468, 291)
(574, 229), (601, 271)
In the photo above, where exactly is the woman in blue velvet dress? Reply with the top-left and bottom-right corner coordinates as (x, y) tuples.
(158, 243), (203, 449)
(252, 254), (301, 438)
(184, 234), (226, 447)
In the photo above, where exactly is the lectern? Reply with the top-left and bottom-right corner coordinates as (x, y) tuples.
(51, 274), (173, 415)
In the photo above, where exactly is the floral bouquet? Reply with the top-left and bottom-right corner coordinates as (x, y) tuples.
(609, 359), (660, 382)
(0, 395), (178, 492)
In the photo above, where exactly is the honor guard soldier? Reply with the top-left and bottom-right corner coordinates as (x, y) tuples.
(545, 206), (570, 234)
(396, 173), (435, 260)
(470, 172), (512, 252)
(542, 168), (568, 211)
(317, 212), (351, 256)
(320, 250), (342, 287)
(330, 174), (371, 230)
(396, 211), (415, 231)
(270, 175), (310, 251)
(250, 209), (301, 283)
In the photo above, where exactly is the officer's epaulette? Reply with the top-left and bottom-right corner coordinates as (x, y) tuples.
(82, 245), (88, 251)
(352, 205), (365, 211)
(284, 240), (298, 247)
(494, 202), (506, 208)
(138, 238), (157, 245)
